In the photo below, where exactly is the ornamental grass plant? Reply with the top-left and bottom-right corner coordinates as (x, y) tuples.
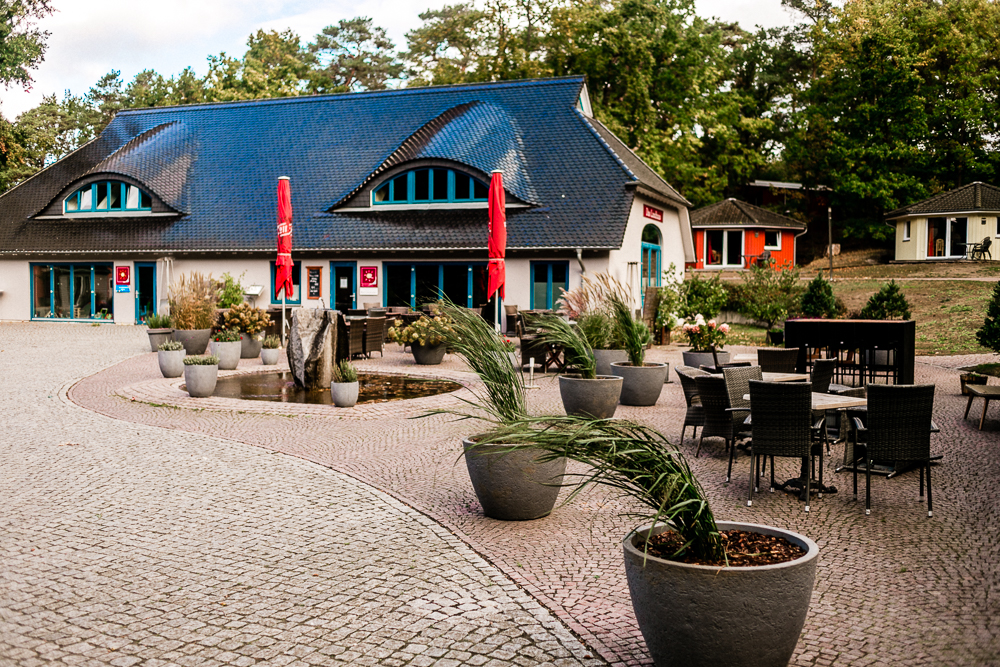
(184, 355), (219, 365)
(169, 273), (217, 330)
(608, 293), (652, 366)
(332, 359), (358, 383)
(530, 313), (597, 379)
(146, 313), (173, 329)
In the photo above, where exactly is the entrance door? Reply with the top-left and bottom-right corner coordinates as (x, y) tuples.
(330, 262), (356, 311)
(134, 262), (157, 323)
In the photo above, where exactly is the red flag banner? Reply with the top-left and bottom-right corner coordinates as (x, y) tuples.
(276, 177), (293, 299)
(487, 171), (506, 300)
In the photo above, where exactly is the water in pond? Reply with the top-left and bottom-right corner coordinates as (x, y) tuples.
(209, 371), (461, 405)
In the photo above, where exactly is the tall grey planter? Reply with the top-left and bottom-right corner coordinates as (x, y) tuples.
(260, 348), (281, 365)
(173, 329), (211, 355)
(558, 374), (622, 419)
(210, 340), (242, 370)
(611, 362), (669, 406)
(240, 333), (263, 359)
(624, 521), (818, 667)
(157, 349), (185, 378)
(147, 328), (173, 353)
(462, 438), (566, 521)
(184, 363), (219, 398)
(594, 349), (628, 376)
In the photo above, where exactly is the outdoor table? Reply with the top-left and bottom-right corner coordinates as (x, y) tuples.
(734, 353), (757, 363)
(963, 384), (1000, 430)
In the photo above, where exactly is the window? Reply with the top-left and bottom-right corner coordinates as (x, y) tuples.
(372, 168), (489, 205)
(270, 261), (301, 304)
(384, 262), (488, 308)
(641, 225), (661, 299)
(764, 230), (782, 250)
(64, 180), (152, 214)
(531, 261), (569, 310)
(704, 230), (743, 267)
(31, 263), (114, 320)
(903, 220), (911, 241)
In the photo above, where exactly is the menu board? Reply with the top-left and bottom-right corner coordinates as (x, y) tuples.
(306, 266), (322, 300)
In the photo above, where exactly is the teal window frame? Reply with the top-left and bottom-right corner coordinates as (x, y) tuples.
(641, 241), (661, 300)
(30, 262), (113, 321)
(63, 180), (152, 214)
(270, 260), (302, 305)
(373, 168), (488, 205)
(382, 261), (488, 308)
(530, 261), (570, 310)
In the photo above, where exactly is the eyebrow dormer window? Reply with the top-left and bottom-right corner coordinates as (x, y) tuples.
(372, 168), (488, 205)
(64, 181), (152, 214)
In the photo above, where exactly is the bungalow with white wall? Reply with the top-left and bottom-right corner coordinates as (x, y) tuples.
(886, 182), (1000, 261)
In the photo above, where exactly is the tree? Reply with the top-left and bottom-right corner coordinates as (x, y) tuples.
(800, 274), (838, 318)
(307, 17), (403, 93)
(0, 0), (53, 88)
(860, 280), (911, 320)
(736, 261), (803, 330)
(975, 281), (1000, 354)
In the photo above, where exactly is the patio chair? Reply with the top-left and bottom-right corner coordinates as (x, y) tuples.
(675, 365), (709, 444)
(973, 236), (992, 260)
(850, 384), (936, 517)
(810, 358), (837, 394)
(364, 316), (385, 358)
(698, 361), (751, 373)
(722, 365), (762, 476)
(693, 375), (741, 467)
(747, 380), (825, 512)
(504, 305), (521, 337)
(757, 347), (800, 373)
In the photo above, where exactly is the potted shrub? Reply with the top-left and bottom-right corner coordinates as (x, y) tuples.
(330, 359), (360, 407)
(579, 311), (628, 375)
(145, 313), (174, 353)
(209, 328), (242, 370)
(169, 273), (217, 355)
(426, 300), (567, 521)
(608, 293), (668, 406)
(261, 335), (282, 365)
(388, 315), (452, 365)
(557, 273), (628, 375)
(183, 354), (220, 397)
(532, 313), (622, 419)
(680, 314), (731, 368)
(479, 416), (819, 667)
(157, 340), (185, 378)
(223, 302), (273, 358)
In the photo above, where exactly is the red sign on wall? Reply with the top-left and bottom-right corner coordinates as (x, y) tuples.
(643, 205), (663, 222)
(360, 266), (378, 288)
(115, 266), (130, 285)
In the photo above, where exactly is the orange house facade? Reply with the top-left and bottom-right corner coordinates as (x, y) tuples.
(689, 198), (806, 270)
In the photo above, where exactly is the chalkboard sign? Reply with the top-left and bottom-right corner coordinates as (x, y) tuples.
(306, 266), (322, 300)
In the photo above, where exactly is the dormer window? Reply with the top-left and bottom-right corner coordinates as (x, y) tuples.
(372, 168), (488, 205)
(64, 180), (152, 214)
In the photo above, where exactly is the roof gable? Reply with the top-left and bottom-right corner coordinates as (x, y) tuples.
(691, 198), (807, 230)
(885, 182), (1000, 218)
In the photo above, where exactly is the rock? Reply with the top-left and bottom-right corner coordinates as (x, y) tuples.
(287, 309), (337, 390)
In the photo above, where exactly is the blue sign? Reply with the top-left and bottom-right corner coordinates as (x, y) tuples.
(115, 285), (130, 293)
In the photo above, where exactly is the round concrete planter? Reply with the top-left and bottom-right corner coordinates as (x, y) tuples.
(210, 340), (242, 370)
(240, 333), (263, 359)
(624, 521), (819, 667)
(260, 348), (281, 365)
(172, 329), (211, 356)
(462, 438), (567, 521)
(681, 350), (730, 369)
(331, 381), (359, 408)
(411, 342), (446, 365)
(157, 349), (185, 378)
(146, 328), (173, 353)
(183, 363), (219, 398)
(611, 362), (669, 406)
(558, 374), (622, 418)
(594, 349), (628, 376)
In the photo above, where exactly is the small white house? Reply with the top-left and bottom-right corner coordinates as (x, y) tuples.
(886, 182), (1000, 261)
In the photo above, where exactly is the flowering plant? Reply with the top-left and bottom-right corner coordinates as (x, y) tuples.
(387, 315), (454, 347)
(223, 302), (273, 335)
(502, 337), (516, 353)
(681, 314), (729, 352)
(212, 328), (241, 343)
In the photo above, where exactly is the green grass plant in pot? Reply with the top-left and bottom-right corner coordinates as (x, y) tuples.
(261, 335), (282, 366)
(607, 293), (667, 406)
(169, 273), (217, 355)
(425, 300), (566, 521)
(145, 313), (174, 353)
(557, 272), (630, 375)
(209, 328), (242, 370)
(183, 354), (220, 397)
(330, 359), (360, 407)
(479, 415), (819, 667)
(156, 340), (185, 378)
(223, 302), (273, 359)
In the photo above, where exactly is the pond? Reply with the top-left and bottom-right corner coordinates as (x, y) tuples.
(209, 371), (461, 405)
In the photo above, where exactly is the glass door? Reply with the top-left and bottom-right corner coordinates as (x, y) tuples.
(135, 262), (157, 323)
(705, 229), (744, 268)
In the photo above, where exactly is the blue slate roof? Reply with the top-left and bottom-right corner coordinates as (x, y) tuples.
(0, 77), (689, 255)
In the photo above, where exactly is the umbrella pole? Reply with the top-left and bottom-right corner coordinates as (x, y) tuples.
(282, 292), (286, 348)
(494, 295), (500, 333)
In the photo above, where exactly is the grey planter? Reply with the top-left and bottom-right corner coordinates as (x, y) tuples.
(462, 438), (567, 521)
(558, 374), (622, 419)
(173, 329), (211, 355)
(411, 342), (446, 365)
(331, 381), (359, 408)
(240, 332), (264, 358)
(624, 521), (818, 667)
(681, 350), (731, 369)
(157, 349), (185, 378)
(594, 349), (628, 376)
(611, 362), (669, 406)
(261, 348), (281, 365)
(147, 328), (173, 353)
(183, 363), (219, 398)
(210, 340), (242, 370)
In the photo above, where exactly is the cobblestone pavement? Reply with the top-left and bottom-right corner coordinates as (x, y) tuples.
(0, 323), (602, 667)
(5, 322), (999, 666)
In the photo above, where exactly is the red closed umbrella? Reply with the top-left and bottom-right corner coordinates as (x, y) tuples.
(487, 170), (506, 331)
(276, 176), (293, 344)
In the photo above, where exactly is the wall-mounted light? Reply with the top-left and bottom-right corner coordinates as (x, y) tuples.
(754, 231), (759, 238)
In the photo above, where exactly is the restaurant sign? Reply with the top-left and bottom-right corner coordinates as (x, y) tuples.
(643, 205), (663, 222)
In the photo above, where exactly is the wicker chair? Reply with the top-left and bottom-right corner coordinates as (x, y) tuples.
(694, 375), (746, 481)
(504, 305), (520, 337)
(810, 358), (837, 394)
(675, 365), (708, 444)
(757, 347), (800, 373)
(850, 384), (936, 517)
(722, 365), (762, 477)
(364, 316), (385, 358)
(747, 380), (824, 512)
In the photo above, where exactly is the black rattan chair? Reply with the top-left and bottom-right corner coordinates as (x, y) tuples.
(757, 347), (800, 373)
(695, 375), (750, 483)
(850, 384), (936, 517)
(675, 365), (708, 444)
(364, 316), (385, 358)
(723, 365), (762, 479)
(747, 380), (824, 512)
(810, 358), (837, 394)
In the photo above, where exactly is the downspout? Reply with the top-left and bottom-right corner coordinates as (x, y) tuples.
(576, 248), (586, 283)
(794, 227), (808, 268)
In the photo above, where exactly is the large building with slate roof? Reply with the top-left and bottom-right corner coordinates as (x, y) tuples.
(689, 198), (806, 270)
(885, 182), (1000, 261)
(0, 76), (693, 325)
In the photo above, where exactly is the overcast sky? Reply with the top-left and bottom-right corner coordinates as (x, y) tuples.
(0, 0), (803, 119)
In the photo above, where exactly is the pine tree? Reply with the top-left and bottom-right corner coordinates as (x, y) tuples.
(976, 282), (1000, 353)
(800, 274), (838, 318)
(860, 280), (911, 320)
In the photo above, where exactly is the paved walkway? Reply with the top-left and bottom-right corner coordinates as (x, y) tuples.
(0, 323), (598, 667)
(2, 322), (999, 666)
